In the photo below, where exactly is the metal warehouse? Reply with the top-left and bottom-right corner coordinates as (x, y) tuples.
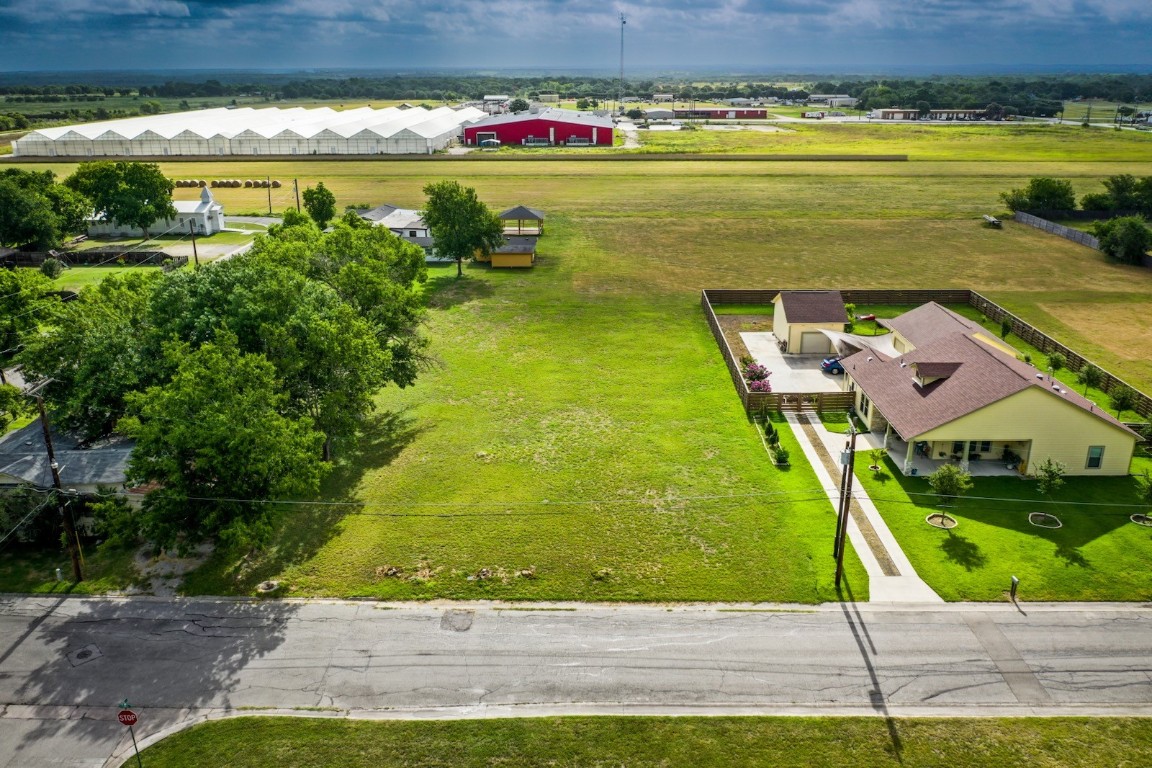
(13, 105), (487, 157)
(463, 109), (614, 147)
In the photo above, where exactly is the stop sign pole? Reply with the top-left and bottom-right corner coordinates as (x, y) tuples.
(117, 699), (143, 768)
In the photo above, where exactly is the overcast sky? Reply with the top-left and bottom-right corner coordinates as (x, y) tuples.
(3, 0), (1151, 74)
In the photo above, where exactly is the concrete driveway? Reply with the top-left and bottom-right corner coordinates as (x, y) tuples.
(740, 332), (845, 392)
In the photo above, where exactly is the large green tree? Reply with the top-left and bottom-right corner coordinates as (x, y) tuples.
(122, 334), (326, 550)
(0, 169), (90, 249)
(421, 180), (505, 277)
(20, 272), (164, 440)
(0, 268), (58, 362)
(65, 161), (176, 238)
(302, 182), (337, 229)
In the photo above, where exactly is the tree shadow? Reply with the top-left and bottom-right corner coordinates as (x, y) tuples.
(1054, 541), (1091, 568)
(939, 531), (988, 571)
(182, 408), (427, 594)
(423, 270), (496, 310)
(1, 596), (299, 765)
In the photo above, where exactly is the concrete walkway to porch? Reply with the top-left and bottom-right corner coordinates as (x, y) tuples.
(785, 413), (943, 603)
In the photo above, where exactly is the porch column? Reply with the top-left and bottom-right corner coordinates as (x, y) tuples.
(883, 422), (891, 450)
(960, 440), (970, 472)
(903, 443), (914, 475)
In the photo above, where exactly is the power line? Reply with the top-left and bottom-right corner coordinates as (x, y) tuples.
(0, 495), (55, 549)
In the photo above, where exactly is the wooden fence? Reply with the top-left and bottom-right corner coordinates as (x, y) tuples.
(1013, 212), (1099, 249)
(1, 250), (185, 269)
(703, 288), (1152, 420)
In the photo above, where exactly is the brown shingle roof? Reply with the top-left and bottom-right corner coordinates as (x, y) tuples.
(845, 333), (1135, 440)
(499, 205), (545, 221)
(775, 290), (848, 324)
(880, 302), (982, 348)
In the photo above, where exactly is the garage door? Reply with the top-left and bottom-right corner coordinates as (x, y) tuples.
(800, 331), (830, 354)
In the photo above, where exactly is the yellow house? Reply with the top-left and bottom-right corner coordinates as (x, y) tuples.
(772, 290), (849, 355)
(844, 303), (1137, 476)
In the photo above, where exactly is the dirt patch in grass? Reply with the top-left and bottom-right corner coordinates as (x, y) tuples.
(716, 314), (773, 361)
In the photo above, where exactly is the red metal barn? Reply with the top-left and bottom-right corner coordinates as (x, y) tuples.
(463, 109), (614, 147)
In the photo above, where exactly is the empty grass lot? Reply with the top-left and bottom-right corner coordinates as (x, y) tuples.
(139, 715), (1152, 768)
(6, 124), (1152, 600)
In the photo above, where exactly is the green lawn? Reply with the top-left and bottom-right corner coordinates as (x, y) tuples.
(140, 716), (1152, 768)
(180, 242), (868, 602)
(855, 452), (1152, 602)
(49, 265), (162, 291)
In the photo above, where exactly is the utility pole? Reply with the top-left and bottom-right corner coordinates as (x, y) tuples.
(293, 178), (301, 212)
(34, 394), (82, 583)
(618, 13), (626, 115)
(188, 220), (199, 268)
(266, 175), (273, 215)
(834, 425), (857, 590)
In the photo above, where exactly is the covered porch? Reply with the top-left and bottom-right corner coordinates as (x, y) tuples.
(879, 432), (1030, 478)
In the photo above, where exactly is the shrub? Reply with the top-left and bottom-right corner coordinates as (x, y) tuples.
(1047, 352), (1066, 373)
(748, 379), (773, 392)
(1080, 192), (1114, 211)
(999, 319), (1012, 339)
(999, 177), (1076, 212)
(39, 257), (63, 279)
(739, 354), (754, 368)
(743, 362), (771, 382)
(1092, 216), (1152, 265)
(771, 445), (790, 465)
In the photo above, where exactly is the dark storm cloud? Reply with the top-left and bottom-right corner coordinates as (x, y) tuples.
(1, 0), (1151, 70)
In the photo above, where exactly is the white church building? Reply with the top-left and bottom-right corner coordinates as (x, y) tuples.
(87, 187), (225, 238)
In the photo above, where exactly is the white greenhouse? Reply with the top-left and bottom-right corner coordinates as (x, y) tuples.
(13, 106), (487, 157)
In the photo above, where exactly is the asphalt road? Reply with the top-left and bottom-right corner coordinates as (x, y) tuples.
(1, 597), (1150, 766)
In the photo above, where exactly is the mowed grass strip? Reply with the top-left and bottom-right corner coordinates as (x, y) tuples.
(139, 715), (1152, 768)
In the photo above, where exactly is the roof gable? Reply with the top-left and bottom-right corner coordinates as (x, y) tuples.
(880, 302), (983, 349)
(775, 290), (848, 324)
(846, 332), (1136, 438)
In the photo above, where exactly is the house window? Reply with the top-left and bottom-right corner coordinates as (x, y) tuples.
(952, 441), (965, 455)
(1086, 445), (1105, 469)
(409, 230), (417, 237)
(978, 441), (991, 453)
(859, 393), (870, 417)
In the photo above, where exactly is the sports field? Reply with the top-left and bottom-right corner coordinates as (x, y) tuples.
(7, 123), (1152, 601)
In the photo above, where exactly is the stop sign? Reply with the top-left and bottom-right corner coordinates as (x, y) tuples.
(117, 710), (138, 727)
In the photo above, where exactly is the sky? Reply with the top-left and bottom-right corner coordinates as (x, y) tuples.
(2, 0), (1152, 74)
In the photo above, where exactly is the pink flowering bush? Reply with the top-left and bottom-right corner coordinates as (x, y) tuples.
(743, 363), (771, 382)
(748, 379), (773, 392)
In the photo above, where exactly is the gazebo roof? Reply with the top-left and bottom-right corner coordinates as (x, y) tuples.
(499, 205), (545, 221)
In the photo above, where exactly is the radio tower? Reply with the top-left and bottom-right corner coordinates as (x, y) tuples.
(618, 13), (627, 114)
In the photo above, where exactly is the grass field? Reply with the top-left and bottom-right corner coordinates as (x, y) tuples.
(5, 125), (1152, 601)
(139, 715), (1152, 767)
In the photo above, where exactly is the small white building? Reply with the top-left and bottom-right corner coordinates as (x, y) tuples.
(88, 187), (224, 238)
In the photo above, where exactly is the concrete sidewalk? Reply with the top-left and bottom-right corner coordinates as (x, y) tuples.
(785, 413), (942, 603)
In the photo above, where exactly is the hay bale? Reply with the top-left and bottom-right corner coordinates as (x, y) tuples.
(210, 180), (219, 188)
(271, 180), (282, 188)
(198, 180), (207, 187)
(243, 180), (253, 188)
(259, 179), (270, 188)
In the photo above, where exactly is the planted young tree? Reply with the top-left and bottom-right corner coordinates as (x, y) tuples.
(302, 181), (337, 229)
(65, 161), (175, 239)
(1109, 384), (1137, 418)
(421, 180), (505, 278)
(1076, 363), (1103, 394)
(1035, 457), (1066, 510)
(1134, 471), (1152, 525)
(927, 464), (972, 527)
(1047, 352), (1066, 374)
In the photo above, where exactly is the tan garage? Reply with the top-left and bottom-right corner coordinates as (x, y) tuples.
(772, 291), (849, 355)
